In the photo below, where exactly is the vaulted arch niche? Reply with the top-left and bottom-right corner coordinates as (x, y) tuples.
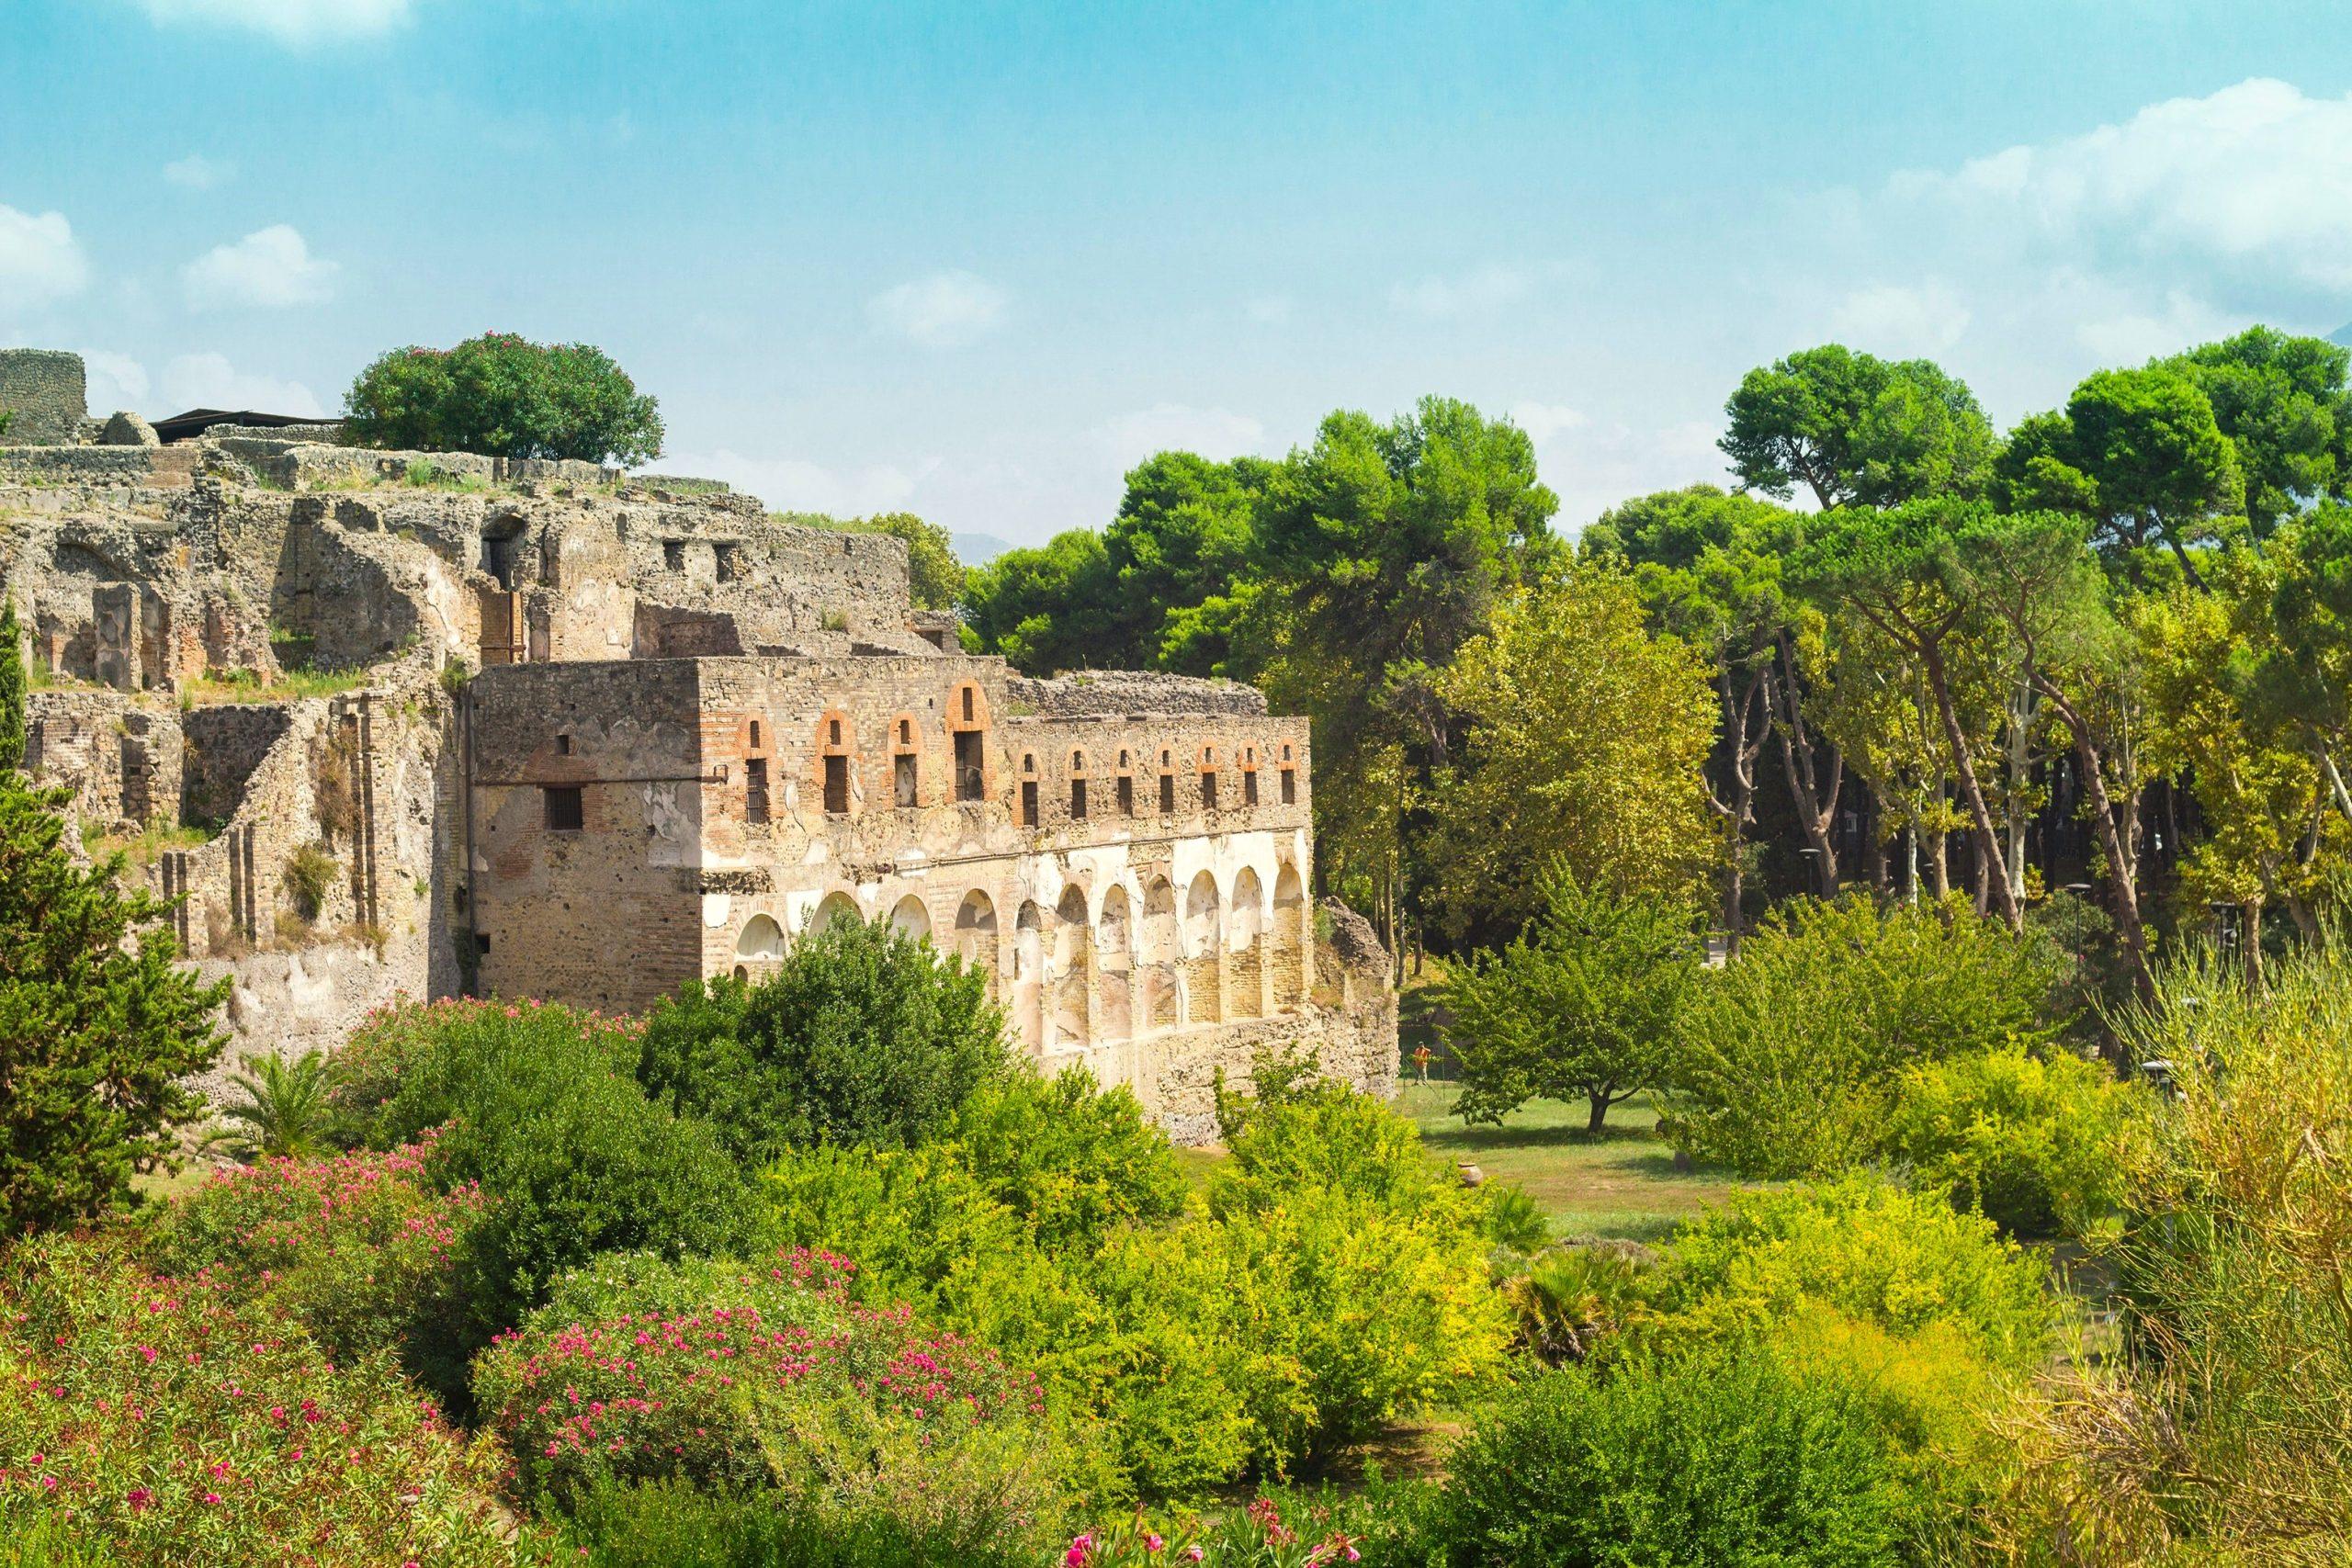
(1228, 865), (1266, 1020)
(1012, 900), (1046, 1048)
(952, 889), (999, 977)
(1183, 871), (1221, 1026)
(1050, 885), (1091, 1048)
(889, 893), (932, 944)
(1096, 885), (1134, 1043)
(1140, 876), (1180, 1032)
(1272, 863), (1308, 1007)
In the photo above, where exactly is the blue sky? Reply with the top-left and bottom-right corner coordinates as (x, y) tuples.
(9, 1), (2352, 547)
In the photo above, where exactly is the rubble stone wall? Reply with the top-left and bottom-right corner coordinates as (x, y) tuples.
(0, 350), (87, 446)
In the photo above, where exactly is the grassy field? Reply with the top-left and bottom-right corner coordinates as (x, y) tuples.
(1395, 1082), (1754, 1242)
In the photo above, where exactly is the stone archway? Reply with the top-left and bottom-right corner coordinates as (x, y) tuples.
(1272, 864), (1307, 1006)
(1228, 866), (1265, 1020)
(1012, 900), (1046, 1049)
(1140, 875), (1180, 1032)
(953, 889), (999, 979)
(1183, 870), (1222, 1026)
(1096, 885), (1134, 1043)
(889, 893), (932, 944)
(1050, 885), (1091, 1048)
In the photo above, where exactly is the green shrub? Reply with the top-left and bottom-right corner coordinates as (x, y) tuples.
(1648, 1173), (2052, 1368)
(472, 1249), (1075, 1551)
(1440, 1346), (1911, 1567)
(1207, 1182), (1514, 1474)
(1499, 1242), (1657, 1364)
(1662, 895), (2063, 1177)
(147, 1135), (489, 1402)
(946, 1067), (1190, 1251)
(1476, 1183), (1551, 1253)
(638, 919), (1010, 1160)
(1206, 1077), (1463, 1224)
(537, 1244), (857, 1326)
(565, 1477), (1034, 1568)
(279, 840), (336, 920)
(0, 1232), (544, 1567)
(1884, 1044), (2136, 1236)
(359, 996), (750, 1339)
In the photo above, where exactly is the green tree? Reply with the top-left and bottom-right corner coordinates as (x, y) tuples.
(636, 914), (1010, 1162)
(1793, 499), (2028, 930)
(1442, 871), (1701, 1132)
(1102, 451), (1272, 674)
(1721, 344), (1996, 510)
(0, 771), (228, 1232)
(1255, 398), (1562, 946)
(1429, 563), (1716, 942)
(341, 332), (664, 465)
(958, 527), (1121, 675)
(0, 598), (25, 772)
(2165, 324), (2352, 536)
(1584, 486), (1811, 939)
(1996, 367), (2243, 587)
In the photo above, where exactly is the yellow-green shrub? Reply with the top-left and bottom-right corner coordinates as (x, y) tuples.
(1884, 1044), (2137, 1236)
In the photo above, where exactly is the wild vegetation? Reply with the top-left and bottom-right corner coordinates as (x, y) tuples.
(8, 325), (2352, 1563)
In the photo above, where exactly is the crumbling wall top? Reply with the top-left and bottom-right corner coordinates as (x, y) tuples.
(1007, 668), (1269, 718)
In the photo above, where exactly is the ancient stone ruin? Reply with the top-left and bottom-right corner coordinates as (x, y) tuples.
(1, 351), (1395, 1137)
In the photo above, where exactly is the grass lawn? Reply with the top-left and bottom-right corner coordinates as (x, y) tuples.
(1394, 1081), (1757, 1243)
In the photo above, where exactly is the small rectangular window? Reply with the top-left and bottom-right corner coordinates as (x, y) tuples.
(954, 730), (985, 801)
(1244, 771), (1260, 807)
(894, 752), (918, 807)
(1201, 773), (1219, 811)
(823, 754), (851, 816)
(1116, 775), (1134, 816)
(662, 540), (684, 571)
(745, 758), (770, 824)
(555, 733), (572, 756)
(1070, 778), (1088, 820)
(1021, 780), (1039, 827)
(544, 785), (584, 831)
(1159, 773), (1176, 815)
(1280, 767), (1296, 805)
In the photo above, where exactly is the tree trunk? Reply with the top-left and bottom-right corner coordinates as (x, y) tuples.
(2244, 900), (2264, 990)
(2037, 679), (2153, 998)
(1770, 641), (1843, 895)
(1921, 639), (2023, 931)
(1587, 1093), (1611, 1134)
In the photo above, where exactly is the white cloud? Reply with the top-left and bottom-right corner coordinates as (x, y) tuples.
(158, 352), (323, 415)
(0, 205), (88, 308)
(79, 351), (151, 414)
(866, 271), (1007, 348)
(1388, 265), (1533, 318)
(1508, 403), (1729, 534)
(182, 224), (337, 310)
(134, 0), (412, 46)
(163, 153), (233, 190)
(662, 448), (933, 517)
(1094, 404), (1267, 469)
(1889, 78), (2352, 307)
(1829, 280), (1972, 355)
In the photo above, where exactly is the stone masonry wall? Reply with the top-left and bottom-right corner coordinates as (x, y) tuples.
(0, 349), (87, 446)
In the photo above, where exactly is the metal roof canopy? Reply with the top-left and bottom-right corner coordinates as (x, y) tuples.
(152, 408), (345, 444)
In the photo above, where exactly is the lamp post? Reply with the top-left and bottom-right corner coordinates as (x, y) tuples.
(2063, 882), (2093, 974)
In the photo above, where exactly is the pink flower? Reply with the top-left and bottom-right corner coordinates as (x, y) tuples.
(203, 1492), (221, 1505)
(1147, 1534), (1165, 1552)
(127, 1488), (152, 1512)
(1185, 1550), (1205, 1563)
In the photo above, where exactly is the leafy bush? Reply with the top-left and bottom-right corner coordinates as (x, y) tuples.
(147, 1135), (488, 1401)
(1476, 1183), (1550, 1253)
(1884, 1044), (2136, 1236)
(946, 1068), (1190, 1251)
(473, 1248), (1073, 1552)
(565, 1477), (1034, 1568)
(0, 1232), (545, 1567)
(342, 333), (664, 465)
(638, 919), (1010, 1160)
(1206, 1182), (1513, 1473)
(1647, 1174), (2051, 1369)
(1662, 895), (2063, 1177)
(1206, 1076), (1462, 1224)
(1439, 1346), (1912, 1568)
(1070, 1478), (1447, 1567)
(766, 1080), (1514, 1493)
(360, 996), (748, 1340)
(1499, 1242), (1657, 1365)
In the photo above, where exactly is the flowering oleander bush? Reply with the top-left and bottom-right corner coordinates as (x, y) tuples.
(1069, 1487), (1433, 1566)
(473, 1245), (1071, 1548)
(148, 1134), (489, 1399)
(0, 1232), (550, 1568)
